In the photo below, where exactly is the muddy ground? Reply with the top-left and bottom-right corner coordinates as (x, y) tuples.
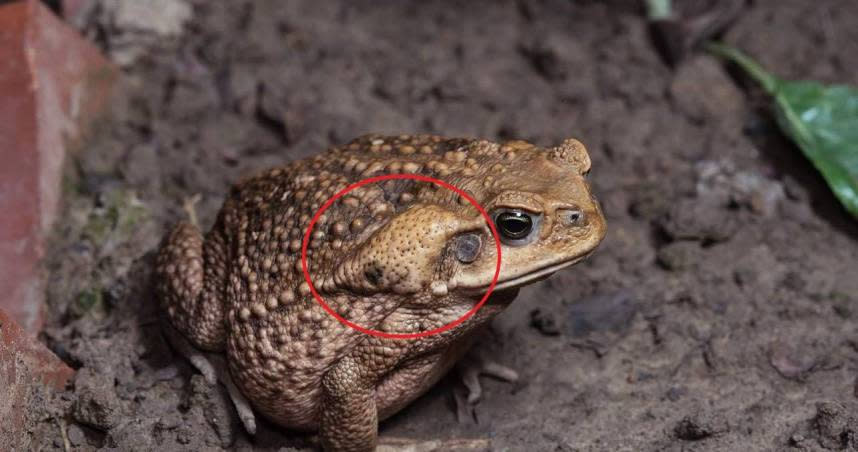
(22, 0), (858, 450)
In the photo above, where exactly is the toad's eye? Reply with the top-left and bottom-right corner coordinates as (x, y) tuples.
(492, 209), (541, 246)
(496, 211), (531, 239)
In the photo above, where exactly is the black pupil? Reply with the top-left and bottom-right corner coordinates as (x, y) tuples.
(497, 211), (532, 239)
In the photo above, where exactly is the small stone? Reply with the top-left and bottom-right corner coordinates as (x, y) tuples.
(665, 386), (686, 402)
(158, 411), (182, 430)
(674, 411), (728, 441)
(66, 424), (86, 447)
(656, 241), (700, 272)
(813, 401), (858, 450)
(529, 309), (561, 336)
(73, 368), (121, 430)
(153, 365), (179, 381)
(98, 0), (193, 66)
(769, 341), (818, 381)
(659, 198), (738, 243)
(788, 434), (806, 446)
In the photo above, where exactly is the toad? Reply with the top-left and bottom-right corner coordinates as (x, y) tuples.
(155, 134), (606, 451)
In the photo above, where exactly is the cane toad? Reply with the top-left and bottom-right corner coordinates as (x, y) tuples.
(155, 134), (606, 451)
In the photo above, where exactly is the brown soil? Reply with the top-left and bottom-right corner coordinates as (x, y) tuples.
(29, 0), (858, 450)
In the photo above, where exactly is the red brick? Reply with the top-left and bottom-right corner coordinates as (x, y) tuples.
(0, 0), (118, 332)
(0, 308), (75, 449)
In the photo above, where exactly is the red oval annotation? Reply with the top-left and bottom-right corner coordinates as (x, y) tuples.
(300, 173), (501, 339)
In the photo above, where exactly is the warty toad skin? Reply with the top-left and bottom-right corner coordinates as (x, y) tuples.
(155, 134), (607, 451)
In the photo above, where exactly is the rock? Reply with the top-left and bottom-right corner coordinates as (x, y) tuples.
(0, 308), (75, 450)
(111, 0), (191, 36)
(77, 0), (193, 66)
(769, 341), (819, 381)
(813, 401), (858, 450)
(730, 172), (786, 217)
(665, 386), (686, 402)
(747, 180), (785, 216)
(695, 160), (786, 217)
(788, 433), (808, 447)
(73, 367), (121, 430)
(0, 0), (117, 332)
(66, 423), (86, 447)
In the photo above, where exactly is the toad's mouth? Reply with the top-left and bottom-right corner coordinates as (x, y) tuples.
(460, 252), (592, 297)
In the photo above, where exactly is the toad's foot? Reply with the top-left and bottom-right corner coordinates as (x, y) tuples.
(162, 322), (257, 435)
(454, 352), (519, 424)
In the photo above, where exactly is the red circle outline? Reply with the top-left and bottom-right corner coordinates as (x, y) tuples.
(301, 174), (502, 339)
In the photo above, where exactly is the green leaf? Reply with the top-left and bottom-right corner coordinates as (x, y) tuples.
(707, 42), (858, 219)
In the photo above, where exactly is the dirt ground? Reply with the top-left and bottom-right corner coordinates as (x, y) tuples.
(23, 0), (858, 450)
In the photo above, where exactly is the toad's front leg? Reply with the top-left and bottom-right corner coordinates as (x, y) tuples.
(320, 356), (379, 452)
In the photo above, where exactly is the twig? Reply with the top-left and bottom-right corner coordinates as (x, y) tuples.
(182, 193), (202, 228)
(56, 418), (71, 452)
